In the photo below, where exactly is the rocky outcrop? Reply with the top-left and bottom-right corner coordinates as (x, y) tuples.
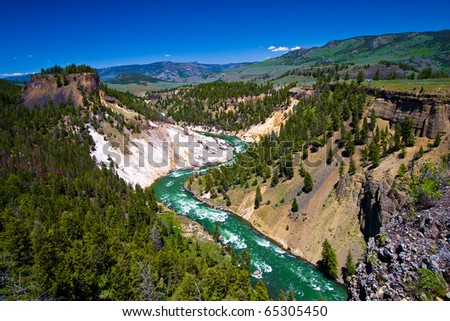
(22, 73), (101, 108)
(348, 185), (450, 300)
(358, 175), (405, 240)
(368, 88), (450, 139)
(89, 122), (232, 188)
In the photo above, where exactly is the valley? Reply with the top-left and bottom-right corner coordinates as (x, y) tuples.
(1, 28), (450, 302)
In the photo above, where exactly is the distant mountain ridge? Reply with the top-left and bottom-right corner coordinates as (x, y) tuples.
(265, 30), (450, 70)
(97, 61), (253, 82)
(2, 30), (449, 85)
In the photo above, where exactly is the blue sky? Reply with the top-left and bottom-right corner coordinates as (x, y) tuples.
(1, 0), (449, 75)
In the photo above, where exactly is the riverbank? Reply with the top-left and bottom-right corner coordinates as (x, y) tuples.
(183, 179), (349, 285)
(152, 135), (347, 300)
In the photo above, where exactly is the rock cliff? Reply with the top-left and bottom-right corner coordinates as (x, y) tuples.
(348, 184), (450, 300)
(22, 73), (101, 108)
(358, 174), (405, 240)
(368, 88), (450, 138)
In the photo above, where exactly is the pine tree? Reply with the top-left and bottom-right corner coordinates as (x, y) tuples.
(349, 157), (356, 175)
(299, 164), (306, 177)
(373, 69), (380, 81)
(370, 109), (377, 131)
(291, 198), (299, 212)
(302, 147), (308, 160)
(353, 120), (361, 145)
(389, 70), (397, 80)
(271, 168), (279, 187)
(433, 133), (442, 147)
(56, 75), (63, 88)
(254, 186), (262, 209)
(344, 71), (349, 81)
(213, 222), (221, 242)
(344, 251), (356, 279)
(402, 116), (416, 147)
(345, 132), (355, 157)
(394, 123), (402, 151)
(302, 171), (313, 193)
(361, 147), (369, 167)
(356, 71), (364, 84)
(285, 153), (294, 179)
(369, 140), (380, 168)
(339, 161), (346, 177)
(326, 148), (333, 165)
(361, 117), (369, 144)
(287, 287), (295, 301)
(278, 289), (287, 301)
(397, 163), (407, 178)
(321, 239), (338, 279)
(255, 280), (269, 301)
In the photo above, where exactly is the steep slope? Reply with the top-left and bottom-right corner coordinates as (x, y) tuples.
(184, 81), (450, 284)
(21, 69), (233, 188)
(0, 78), (259, 301)
(22, 72), (101, 108)
(348, 179), (450, 301)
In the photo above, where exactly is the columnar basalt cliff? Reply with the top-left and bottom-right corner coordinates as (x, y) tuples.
(348, 185), (450, 301)
(368, 88), (450, 138)
(358, 174), (405, 241)
(22, 73), (101, 108)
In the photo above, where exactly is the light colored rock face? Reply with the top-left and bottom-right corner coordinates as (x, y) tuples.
(89, 123), (232, 188)
(371, 91), (450, 139)
(23, 73), (101, 108)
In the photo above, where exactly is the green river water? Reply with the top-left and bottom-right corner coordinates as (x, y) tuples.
(152, 135), (347, 300)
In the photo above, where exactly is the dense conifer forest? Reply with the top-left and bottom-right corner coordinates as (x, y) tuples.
(0, 78), (266, 300)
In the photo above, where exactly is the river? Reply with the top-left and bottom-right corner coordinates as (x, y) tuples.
(152, 134), (347, 300)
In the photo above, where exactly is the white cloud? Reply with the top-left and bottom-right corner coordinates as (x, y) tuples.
(0, 72), (34, 78)
(268, 46), (289, 52)
(268, 45), (302, 53)
(164, 54), (171, 57)
(28, 54), (33, 58)
(14, 56), (18, 60)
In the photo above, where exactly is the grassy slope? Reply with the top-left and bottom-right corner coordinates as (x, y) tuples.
(220, 30), (450, 85)
(365, 78), (450, 95)
(272, 30), (450, 69)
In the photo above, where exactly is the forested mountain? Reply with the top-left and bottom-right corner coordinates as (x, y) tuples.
(149, 81), (294, 131)
(183, 71), (450, 300)
(0, 69), (268, 300)
(97, 61), (252, 82)
(261, 30), (450, 71)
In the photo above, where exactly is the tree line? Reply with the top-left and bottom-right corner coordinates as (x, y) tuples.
(154, 82), (295, 131)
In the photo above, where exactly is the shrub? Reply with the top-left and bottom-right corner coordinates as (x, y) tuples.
(291, 198), (299, 212)
(411, 268), (448, 301)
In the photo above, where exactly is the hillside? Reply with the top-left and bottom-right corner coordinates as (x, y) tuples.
(183, 77), (450, 289)
(97, 61), (252, 83)
(4, 31), (448, 91)
(267, 30), (450, 70)
(20, 68), (233, 188)
(108, 72), (165, 84)
(217, 30), (450, 84)
(0, 68), (269, 300)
